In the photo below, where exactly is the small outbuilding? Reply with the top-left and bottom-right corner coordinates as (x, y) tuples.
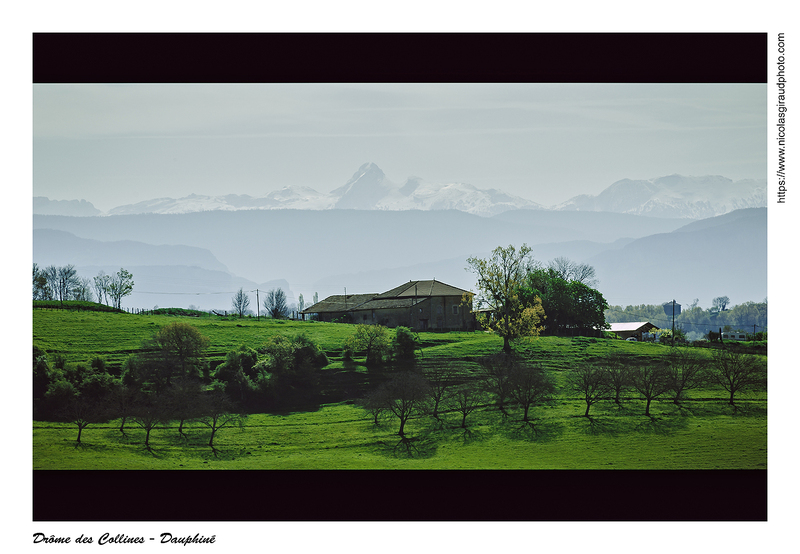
(608, 321), (660, 341)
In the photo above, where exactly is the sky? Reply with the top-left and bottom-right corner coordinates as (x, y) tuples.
(32, 82), (767, 213)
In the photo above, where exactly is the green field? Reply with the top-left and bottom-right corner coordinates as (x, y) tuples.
(33, 308), (767, 470)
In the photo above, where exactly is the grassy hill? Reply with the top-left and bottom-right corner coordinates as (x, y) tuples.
(32, 308), (767, 471)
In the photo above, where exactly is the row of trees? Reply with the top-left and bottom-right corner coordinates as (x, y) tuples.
(466, 245), (609, 352)
(33, 264), (134, 310)
(231, 287), (299, 319)
(360, 347), (767, 436)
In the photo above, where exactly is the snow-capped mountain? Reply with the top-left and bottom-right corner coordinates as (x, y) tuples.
(104, 163), (544, 217)
(554, 174), (766, 219)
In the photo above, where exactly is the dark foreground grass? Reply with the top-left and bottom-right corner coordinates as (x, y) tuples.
(33, 394), (766, 470)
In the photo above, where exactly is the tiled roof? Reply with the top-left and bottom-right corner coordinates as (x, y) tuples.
(301, 279), (471, 314)
(302, 293), (376, 314)
(375, 279), (470, 299)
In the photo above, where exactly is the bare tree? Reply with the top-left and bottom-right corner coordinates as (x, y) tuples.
(55, 265), (79, 306)
(424, 369), (456, 423)
(478, 352), (515, 414)
(196, 390), (244, 448)
(367, 372), (430, 437)
(602, 354), (632, 405)
(231, 287), (250, 318)
(452, 382), (485, 428)
(73, 277), (94, 302)
(664, 348), (707, 404)
(93, 271), (111, 306)
(629, 364), (672, 417)
(567, 365), (612, 417)
(506, 363), (555, 422)
(707, 349), (766, 406)
(263, 288), (289, 319)
(548, 256), (599, 287)
(130, 392), (167, 448)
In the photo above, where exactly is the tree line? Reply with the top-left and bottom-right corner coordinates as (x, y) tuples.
(33, 264), (134, 310)
(606, 299), (768, 341)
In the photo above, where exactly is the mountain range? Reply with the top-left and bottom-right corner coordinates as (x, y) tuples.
(36, 163), (766, 220)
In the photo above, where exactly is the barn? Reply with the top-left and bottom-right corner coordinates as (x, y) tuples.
(301, 279), (477, 331)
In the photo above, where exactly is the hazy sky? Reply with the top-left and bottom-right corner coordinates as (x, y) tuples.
(33, 83), (766, 213)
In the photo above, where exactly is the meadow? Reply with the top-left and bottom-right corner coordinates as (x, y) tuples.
(32, 308), (767, 471)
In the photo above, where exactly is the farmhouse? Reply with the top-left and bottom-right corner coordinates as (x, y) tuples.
(609, 321), (660, 341)
(301, 279), (477, 331)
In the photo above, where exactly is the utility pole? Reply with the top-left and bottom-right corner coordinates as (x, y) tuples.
(671, 299), (676, 346)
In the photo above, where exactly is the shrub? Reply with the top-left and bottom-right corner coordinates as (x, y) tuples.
(393, 326), (418, 363)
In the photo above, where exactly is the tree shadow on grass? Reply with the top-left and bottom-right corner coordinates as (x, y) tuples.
(633, 414), (691, 436)
(499, 418), (564, 443)
(375, 431), (440, 460)
(574, 415), (626, 437)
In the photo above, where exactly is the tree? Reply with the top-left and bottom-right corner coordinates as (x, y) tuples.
(130, 392), (167, 448)
(452, 382), (485, 429)
(424, 369), (455, 423)
(567, 365), (612, 417)
(345, 325), (392, 367)
(164, 377), (205, 437)
(298, 294), (305, 313)
(602, 354), (632, 405)
(712, 296), (731, 312)
(33, 264), (51, 300)
(664, 348), (707, 404)
(393, 326), (419, 364)
(264, 288), (289, 319)
(707, 350), (766, 406)
(629, 364), (672, 417)
(367, 372), (430, 437)
(55, 265), (79, 307)
(196, 390), (244, 448)
(231, 288), (250, 318)
(144, 322), (210, 390)
(478, 352), (515, 414)
(108, 268), (134, 310)
(548, 256), (599, 288)
(467, 244), (544, 352)
(73, 277), (94, 302)
(93, 271), (111, 306)
(506, 363), (555, 422)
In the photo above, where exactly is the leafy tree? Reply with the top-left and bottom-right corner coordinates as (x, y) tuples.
(567, 365), (612, 417)
(142, 322), (210, 390)
(467, 244), (545, 352)
(231, 288), (250, 317)
(345, 325), (392, 367)
(213, 345), (259, 404)
(108, 268), (134, 310)
(393, 326), (419, 364)
(254, 334), (328, 409)
(367, 372), (430, 437)
(712, 296), (731, 312)
(264, 288), (289, 319)
(707, 350), (766, 406)
(521, 268), (607, 336)
(629, 364), (672, 417)
(163, 377), (205, 437)
(298, 294), (305, 313)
